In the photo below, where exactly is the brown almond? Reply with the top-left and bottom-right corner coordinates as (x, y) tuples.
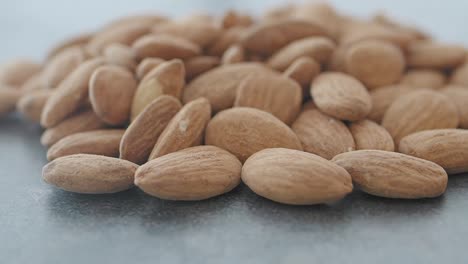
(102, 14), (167, 32)
(41, 47), (87, 89)
(43, 154), (138, 194)
(205, 107), (302, 162)
(87, 23), (151, 54)
(136, 58), (165, 80)
(21, 73), (46, 92)
(0, 59), (42, 88)
(222, 10), (253, 29)
(292, 3), (341, 38)
(451, 62), (468, 86)
(184, 56), (220, 80)
(16, 90), (51, 122)
(152, 21), (221, 48)
(333, 150), (448, 199)
(208, 27), (244, 56)
(132, 34), (201, 60)
(242, 148), (353, 205)
(340, 22), (413, 48)
(283, 56), (321, 93)
(46, 32), (93, 60)
(221, 45), (245, 65)
(400, 69), (447, 89)
(0, 88), (22, 117)
(440, 85), (468, 128)
(135, 146), (241, 200)
(407, 41), (466, 69)
(349, 119), (394, 151)
(103, 43), (137, 70)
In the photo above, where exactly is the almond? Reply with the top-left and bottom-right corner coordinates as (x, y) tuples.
(340, 22), (413, 48)
(222, 10), (253, 29)
(149, 97), (211, 160)
(242, 148), (353, 205)
(132, 34), (201, 60)
(102, 14), (167, 32)
(292, 3), (340, 38)
(0, 87), (22, 117)
(184, 56), (220, 80)
(221, 45), (245, 65)
(440, 85), (468, 128)
(349, 119), (394, 151)
(152, 21), (221, 48)
(0, 59), (42, 88)
(43, 154), (138, 194)
(451, 62), (468, 86)
(208, 27), (244, 56)
(41, 47), (87, 89)
(311, 72), (372, 121)
(332, 150), (448, 199)
(103, 43), (137, 70)
(400, 69), (447, 89)
(21, 73), (46, 92)
(17, 90), (51, 123)
(283, 56), (321, 95)
(205, 107), (302, 162)
(87, 23), (151, 54)
(46, 32), (93, 60)
(407, 41), (466, 69)
(136, 58), (165, 80)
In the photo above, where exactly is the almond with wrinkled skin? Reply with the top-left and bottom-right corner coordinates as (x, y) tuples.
(440, 85), (468, 128)
(184, 56), (220, 80)
(205, 107), (302, 162)
(333, 150), (448, 199)
(0, 88), (22, 117)
(132, 34), (201, 60)
(267, 36), (335, 71)
(131, 59), (185, 120)
(400, 69), (447, 89)
(208, 27), (244, 56)
(103, 43), (136, 70)
(407, 41), (466, 69)
(283, 56), (321, 94)
(149, 97), (211, 160)
(349, 119), (394, 151)
(89, 65), (137, 125)
(136, 58), (165, 80)
(152, 21), (221, 48)
(41, 47), (87, 89)
(311, 72), (372, 121)
(399, 129), (468, 174)
(0, 59), (42, 88)
(41, 109), (107, 147)
(17, 90), (51, 122)
(47, 129), (124, 161)
(136, 146), (241, 201)
(43, 154), (138, 194)
(242, 148), (353, 205)
(292, 103), (355, 159)
(41, 58), (104, 128)
(87, 23), (151, 54)
(120, 95), (181, 165)
(451, 63), (468, 86)
(221, 45), (245, 65)
(382, 90), (459, 144)
(234, 73), (302, 125)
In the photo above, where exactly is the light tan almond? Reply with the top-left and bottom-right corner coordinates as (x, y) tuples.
(372, 13), (428, 41)
(267, 36), (335, 71)
(103, 43), (136, 70)
(451, 62), (468, 86)
(89, 65), (137, 125)
(327, 44), (348, 72)
(152, 21), (221, 48)
(41, 109), (107, 147)
(0, 88), (22, 117)
(332, 150), (448, 199)
(41, 47), (87, 89)
(205, 107), (302, 162)
(136, 58), (165, 80)
(43, 154), (138, 194)
(382, 90), (459, 144)
(184, 56), (220, 81)
(131, 59), (185, 120)
(208, 27), (244, 56)
(292, 103), (355, 159)
(16, 90), (51, 122)
(440, 85), (468, 128)
(47, 129), (124, 161)
(349, 119), (394, 151)
(102, 14), (167, 32)
(400, 69), (447, 89)
(132, 34), (201, 60)
(292, 3), (341, 38)
(120, 95), (181, 165)
(222, 10), (253, 29)
(21, 73), (46, 92)
(87, 23), (151, 54)
(136, 146), (241, 200)
(242, 148), (353, 205)
(221, 45), (245, 65)
(149, 97), (211, 160)
(340, 22), (413, 48)
(0, 59), (42, 88)
(311, 72), (372, 121)
(263, 5), (295, 21)
(46, 32), (93, 60)
(283, 56), (321, 95)
(399, 129), (468, 174)
(234, 72), (302, 125)
(407, 41), (466, 69)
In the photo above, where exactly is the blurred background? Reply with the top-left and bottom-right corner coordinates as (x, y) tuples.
(1, 0), (468, 62)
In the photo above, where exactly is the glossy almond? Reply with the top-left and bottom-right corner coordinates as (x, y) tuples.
(152, 21), (221, 48)
(333, 150), (448, 199)
(41, 47), (87, 89)
(184, 56), (220, 80)
(283, 56), (321, 92)
(221, 45), (245, 65)
(242, 148), (353, 205)
(136, 58), (165, 80)
(132, 34), (200, 60)
(349, 120), (394, 151)
(0, 59), (42, 88)
(0, 88), (22, 116)
(407, 41), (466, 69)
(400, 69), (447, 89)
(17, 90), (51, 122)
(440, 85), (468, 128)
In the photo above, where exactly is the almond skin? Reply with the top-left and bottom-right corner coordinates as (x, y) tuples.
(135, 146), (241, 200)
(451, 63), (468, 86)
(152, 21), (221, 48)
(103, 43), (137, 70)
(440, 85), (468, 129)
(0, 59), (42, 88)
(207, 27), (244, 56)
(407, 41), (466, 69)
(399, 129), (468, 174)
(349, 120), (394, 151)
(47, 129), (125, 161)
(132, 34), (201, 60)
(41, 47), (87, 89)
(311, 72), (372, 121)
(283, 56), (321, 95)
(17, 90), (51, 123)
(382, 90), (459, 144)
(400, 69), (447, 89)
(87, 23), (151, 54)
(46, 32), (93, 60)
(221, 44), (245, 65)
(242, 148), (353, 205)
(205, 107), (302, 162)
(136, 58), (165, 80)
(149, 97), (211, 160)
(120, 95), (181, 165)
(184, 56), (220, 80)
(0, 88), (22, 117)
(333, 150), (448, 199)
(43, 154), (138, 194)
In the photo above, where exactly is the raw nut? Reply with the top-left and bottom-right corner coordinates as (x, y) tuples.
(292, 2), (341, 38)
(283, 56), (321, 94)
(21, 73), (46, 92)
(208, 27), (244, 56)
(41, 58), (104, 128)
(291, 103), (355, 159)
(0, 87), (22, 116)
(184, 56), (220, 80)
(89, 65), (137, 125)
(41, 47), (87, 89)
(263, 5), (295, 21)
(87, 23), (151, 54)
(102, 14), (167, 32)
(47, 129), (125, 161)
(103, 43), (137, 70)
(349, 119), (394, 151)
(311, 72), (372, 121)
(135, 146), (241, 200)
(440, 85), (468, 128)
(46, 32), (93, 60)
(136, 58), (165, 80)
(132, 34), (201, 60)
(41, 109), (107, 147)
(400, 69), (447, 89)
(340, 21), (413, 48)
(242, 148), (353, 205)
(205, 107), (302, 162)
(222, 10), (253, 29)
(332, 150), (448, 199)
(327, 44), (348, 72)
(43, 154), (138, 194)
(131, 59), (185, 120)
(0, 59), (42, 88)
(149, 97), (211, 160)
(234, 72), (302, 125)
(407, 41), (466, 69)
(451, 62), (468, 86)
(267, 36), (335, 71)
(382, 90), (459, 144)
(399, 129), (468, 174)
(16, 90), (51, 122)
(343, 39), (405, 88)
(120, 95), (181, 165)
(221, 45), (245, 65)
(152, 21), (221, 48)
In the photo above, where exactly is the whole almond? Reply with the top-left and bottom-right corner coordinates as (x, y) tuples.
(103, 43), (137, 70)
(221, 45), (245, 65)
(400, 69), (447, 89)
(46, 32), (93, 60)
(47, 129), (125, 161)
(0, 59), (42, 88)
(149, 97), (211, 160)
(132, 34), (201, 60)
(440, 85), (468, 128)
(43, 154), (138, 194)
(184, 56), (220, 80)
(120, 95), (181, 165)
(382, 90), (459, 144)
(135, 146), (241, 200)
(222, 10), (253, 29)
(451, 62), (468, 86)
(152, 21), (221, 48)
(41, 47), (87, 89)
(399, 129), (468, 174)
(87, 23), (151, 54)
(333, 150), (448, 199)
(242, 148), (353, 205)
(16, 90), (51, 122)
(21, 73), (46, 92)
(349, 119), (394, 151)
(0, 88), (22, 117)
(407, 41), (466, 69)
(89, 65), (137, 125)
(102, 14), (167, 32)
(292, 3), (341, 38)
(136, 58), (165, 80)
(205, 107), (302, 162)
(311, 72), (372, 121)
(340, 22), (413, 48)
(283, 56), (321, 95)
(208, 27), (244, 56)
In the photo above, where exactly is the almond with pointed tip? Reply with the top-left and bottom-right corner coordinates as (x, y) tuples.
(41, 47), (87, 89)
(132, 34), (200, 60)
(349, 119), (394, 151)
(17, 90), (51, 122)
(136, 58), (165, 80)
(184, 56), (220, 80)
(283, 56), (321, 97)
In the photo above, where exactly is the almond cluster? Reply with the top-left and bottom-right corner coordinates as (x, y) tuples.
(1, 3), (468, 205)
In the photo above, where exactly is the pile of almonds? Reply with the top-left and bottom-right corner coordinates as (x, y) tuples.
(1, 3), (468, 205)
